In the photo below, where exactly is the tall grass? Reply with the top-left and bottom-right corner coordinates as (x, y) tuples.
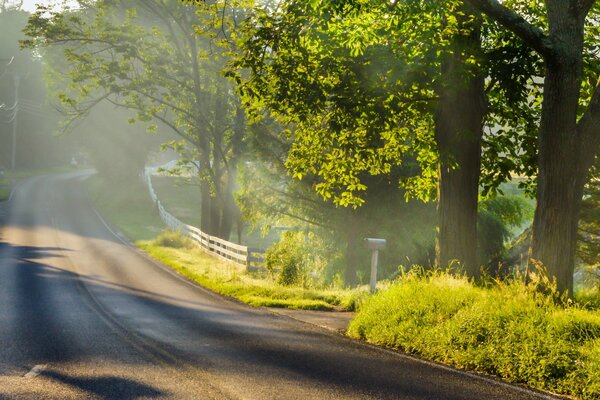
(139, 231), (363, 311)
(348, 270), (600, 399)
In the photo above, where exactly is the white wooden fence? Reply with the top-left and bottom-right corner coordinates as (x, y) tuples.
(143, 168), (264, 270)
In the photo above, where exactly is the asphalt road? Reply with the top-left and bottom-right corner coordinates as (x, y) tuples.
(0, 172), (562, 400)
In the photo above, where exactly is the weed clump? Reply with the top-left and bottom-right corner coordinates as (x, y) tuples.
(348, 270), (600, 399)
(153, 230), (196, 249)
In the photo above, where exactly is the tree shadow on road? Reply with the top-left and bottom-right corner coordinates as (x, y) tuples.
(40, 370), (167, 399)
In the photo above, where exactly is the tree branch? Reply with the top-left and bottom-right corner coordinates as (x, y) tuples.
(464, 0), (555, 59)
(581, 0), (597, 17)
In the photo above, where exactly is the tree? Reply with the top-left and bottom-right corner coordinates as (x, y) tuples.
(433, 3), (486, 276)
(238, 121), (437, 285)
(23, 0), (246, 239)
(465, 0), (600, 293)
(230, 0), (543, 279)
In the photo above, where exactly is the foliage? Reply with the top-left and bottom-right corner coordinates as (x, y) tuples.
(477, 194), (534, 266)
(239, 150), (439, 285)
(234, 110), (437, 285)
(266, 231), (308, 286)
(230, 0), (544, 207)
(578, 159), (600, 267)
(231, 0), (438, 206)
(225, 0), (550, 279)
(348, 270), (600, 399)
(231, 0), (600, 291)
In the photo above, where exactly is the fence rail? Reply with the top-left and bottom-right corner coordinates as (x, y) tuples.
(143, 168), (264, 270)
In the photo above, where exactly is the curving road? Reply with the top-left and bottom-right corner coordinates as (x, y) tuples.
(0, 172), (560, 399)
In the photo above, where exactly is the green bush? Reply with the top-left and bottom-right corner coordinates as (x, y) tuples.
(477, 195), (534, 267)
(348, 270), (600, 399)
(265, 231), (307, 286)
(153, 230), (195, 249)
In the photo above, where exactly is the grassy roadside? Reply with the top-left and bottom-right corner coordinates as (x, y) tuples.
(348, 271), (600, 400)
(88, 175), (362, 311)
(138, 233), (359, 310)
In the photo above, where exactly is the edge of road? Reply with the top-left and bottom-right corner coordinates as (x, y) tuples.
(80, 173), (567, 400)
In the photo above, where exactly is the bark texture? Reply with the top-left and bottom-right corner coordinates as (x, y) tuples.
(467, 0), (600, 293)
(434, 9), (486, 278)
(529, 2), (590, 294)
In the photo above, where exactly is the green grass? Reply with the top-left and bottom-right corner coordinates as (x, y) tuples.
(577, 288), (600, 310)
(87, 175), (164, 241)
(138, 231), (360, 310)
(151, 175), (202, 227)
(348, 270), (600, 399)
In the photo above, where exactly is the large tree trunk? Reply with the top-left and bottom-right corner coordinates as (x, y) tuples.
(340, 208), (364, 287)
(218, 103), (246, 241)
(200, 176), (216, 235)
(218, 172), (238, 240)
(529, 5), (588, 295)
(463, 0), (600, 294)
(434, 10), (485, 278)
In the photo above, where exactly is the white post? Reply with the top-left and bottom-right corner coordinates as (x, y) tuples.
(370, 249), (379, 293)
(365, 238), (386, 293)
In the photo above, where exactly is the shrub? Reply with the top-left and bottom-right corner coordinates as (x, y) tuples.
(477, 195), (534, 268)
(265, 231), (307, 286)
(153, 230), (195, 249)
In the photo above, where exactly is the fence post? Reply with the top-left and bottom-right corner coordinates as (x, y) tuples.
(246, 248), (252, 272)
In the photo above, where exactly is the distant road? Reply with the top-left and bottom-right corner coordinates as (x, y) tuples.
(0, 171), (560, 399)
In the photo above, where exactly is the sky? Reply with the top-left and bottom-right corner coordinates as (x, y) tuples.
(20, 0), (78, 12)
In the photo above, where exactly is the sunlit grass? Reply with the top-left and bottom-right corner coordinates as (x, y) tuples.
(577, 287), (600, 310)
(348, 270), (600, 399)
(138, 238), (358, 310)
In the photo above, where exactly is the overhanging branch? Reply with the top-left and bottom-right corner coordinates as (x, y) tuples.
(465, 0), (555, 60)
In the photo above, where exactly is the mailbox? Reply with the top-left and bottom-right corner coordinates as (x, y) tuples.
(365, 238), (386, 251)
(364, 238), (386, 293)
